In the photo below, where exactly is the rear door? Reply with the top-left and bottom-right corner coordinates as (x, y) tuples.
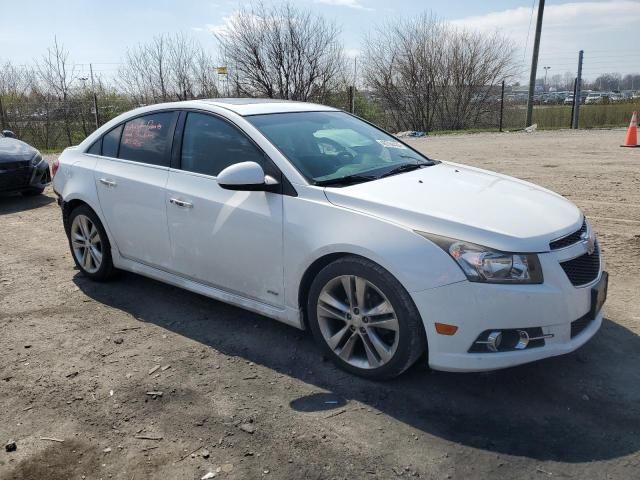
(93, 111), (178, 269)
(165, 111), (284, 306)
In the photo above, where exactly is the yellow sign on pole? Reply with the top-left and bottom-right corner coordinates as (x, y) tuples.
(216, 66), (228, 75)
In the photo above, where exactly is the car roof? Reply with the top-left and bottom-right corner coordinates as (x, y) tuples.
(192, 98), (339, 116)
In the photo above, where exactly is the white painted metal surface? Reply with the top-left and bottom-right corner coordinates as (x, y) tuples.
(53, 99), (604, 373)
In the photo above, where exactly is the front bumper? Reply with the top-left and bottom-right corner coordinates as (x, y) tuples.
(0, 159), (50, 193)
(413, 251), (605, 372)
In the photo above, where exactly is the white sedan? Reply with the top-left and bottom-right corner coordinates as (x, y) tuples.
(52, 99), (607, 379)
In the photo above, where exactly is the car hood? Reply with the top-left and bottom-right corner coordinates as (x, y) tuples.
(323, 162), (582, 252)
(0, 138), (38, 163)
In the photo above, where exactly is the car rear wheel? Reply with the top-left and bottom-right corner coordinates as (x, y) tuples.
(307, 256), (427, 380)
(67, 205), (115, 281)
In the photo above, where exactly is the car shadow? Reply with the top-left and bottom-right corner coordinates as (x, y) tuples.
(73, 271), (640, 463)
(0, 191), (54, 215)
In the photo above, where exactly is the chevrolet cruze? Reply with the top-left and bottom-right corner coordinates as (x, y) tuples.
(52, 99), (607, 379)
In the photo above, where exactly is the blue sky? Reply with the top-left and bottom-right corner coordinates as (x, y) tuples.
(2, 0), (639, 82)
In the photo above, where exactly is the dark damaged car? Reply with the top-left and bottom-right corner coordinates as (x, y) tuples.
(0, 130), (51, 196)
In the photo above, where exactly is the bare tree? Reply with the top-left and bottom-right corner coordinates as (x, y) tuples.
(37, 37), (77, 145)
(363, 14), (515, 132)
(363, 14), (446, 132)
(193, 49), (219, 98)
(437, 29), (515, 129)
(215, 1), (345, 101)
(118, 34), (218, 103)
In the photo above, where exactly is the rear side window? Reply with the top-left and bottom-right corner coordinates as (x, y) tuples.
(102, 125), (122, 158)
(181, 112), (264, 177)
(119, 112), (177, 167)
(87, 139), (101, 155)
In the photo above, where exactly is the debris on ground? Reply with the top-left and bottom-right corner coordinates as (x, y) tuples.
(239, 422), (256, 434)
(134, 434), (163, 441)
(148, 365), (161, 375)
(524, 123), (538, 133)
(40, 437), (64, 442)
(395, 131), (427, 138)
(201, 472), (216, 479)
(5, 440), (17, 452)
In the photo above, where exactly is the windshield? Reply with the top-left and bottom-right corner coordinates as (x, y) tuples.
(247, 111), (434, 186)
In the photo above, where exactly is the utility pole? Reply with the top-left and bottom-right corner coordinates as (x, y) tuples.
(350, 57), (357, 114)
(569, 78), (577, 128)
(572, 50), (584, 129)
(543, 66), (551, 91)
(0, 95), (5, 130)
(89, 64), (99, 129)
(526, 0), (545, 127)
(499, 80), (505, 132)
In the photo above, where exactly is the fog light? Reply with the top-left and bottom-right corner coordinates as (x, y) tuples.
(475, 330), (503, 352)
(515, 330), (530, 350)
(485, 331), (502, 352)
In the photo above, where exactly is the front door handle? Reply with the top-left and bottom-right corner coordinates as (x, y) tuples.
(99, 178), (116, 187)
(169, 198), (193, 208)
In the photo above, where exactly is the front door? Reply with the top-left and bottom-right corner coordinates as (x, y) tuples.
(166, 111), (284, 306)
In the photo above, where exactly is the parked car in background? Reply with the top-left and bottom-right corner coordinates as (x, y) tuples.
(0, 130), (51, 196)
(52, 99), (607, 379)
(585, 93), (606, 105)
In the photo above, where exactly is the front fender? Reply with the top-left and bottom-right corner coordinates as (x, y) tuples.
(283, 188), (466, 310)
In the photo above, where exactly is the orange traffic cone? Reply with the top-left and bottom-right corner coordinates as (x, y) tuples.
(621, 112), (638, 147)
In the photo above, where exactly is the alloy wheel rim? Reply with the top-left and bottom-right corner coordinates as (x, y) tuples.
(71, 214), (102, 274)
(317, 275), (399, 370)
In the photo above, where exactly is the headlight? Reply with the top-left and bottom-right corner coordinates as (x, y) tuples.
(417, 232), (543, 284)
(31, 153), (42, 166)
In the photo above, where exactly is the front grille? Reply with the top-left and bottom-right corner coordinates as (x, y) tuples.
(560, 244), (600, 286)
(571, 312), (594, 338)
(0, 169), (31, 189)
(550, 218), (587, 250)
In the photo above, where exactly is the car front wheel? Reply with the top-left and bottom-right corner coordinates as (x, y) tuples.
(307, 256), (427, 380)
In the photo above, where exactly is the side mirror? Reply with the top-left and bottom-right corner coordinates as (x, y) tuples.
(2, 130), (17, 139)
(217, 161), (279, 192)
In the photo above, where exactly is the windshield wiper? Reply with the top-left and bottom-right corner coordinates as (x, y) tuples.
(314, 174), (377, 187)
(379, 162), (430, 178)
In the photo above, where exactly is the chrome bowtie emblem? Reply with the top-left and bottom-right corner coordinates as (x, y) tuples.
(581, 230), (596, 255)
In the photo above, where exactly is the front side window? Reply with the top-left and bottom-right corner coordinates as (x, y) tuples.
(180, 112), (264, 177)
(118, 112), (177, 166)
(247, 111), (434, 185)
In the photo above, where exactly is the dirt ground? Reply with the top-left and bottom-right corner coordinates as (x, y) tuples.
(1, 128), (639, 480)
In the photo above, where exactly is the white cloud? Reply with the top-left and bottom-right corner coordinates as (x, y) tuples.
(344, 48), (361, 58)
(450, 1), (640, 78)
(452, 1), (640, 38)
(315, 0), (373, 11)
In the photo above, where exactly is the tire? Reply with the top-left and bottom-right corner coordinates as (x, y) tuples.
(21, 187), (45, 196)
(307, 256), (427, 380)
(67, 205), (115, 281)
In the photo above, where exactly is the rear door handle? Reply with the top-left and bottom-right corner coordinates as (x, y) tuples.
(169, 198), (193, 208)
(99, 178), (116, 187)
